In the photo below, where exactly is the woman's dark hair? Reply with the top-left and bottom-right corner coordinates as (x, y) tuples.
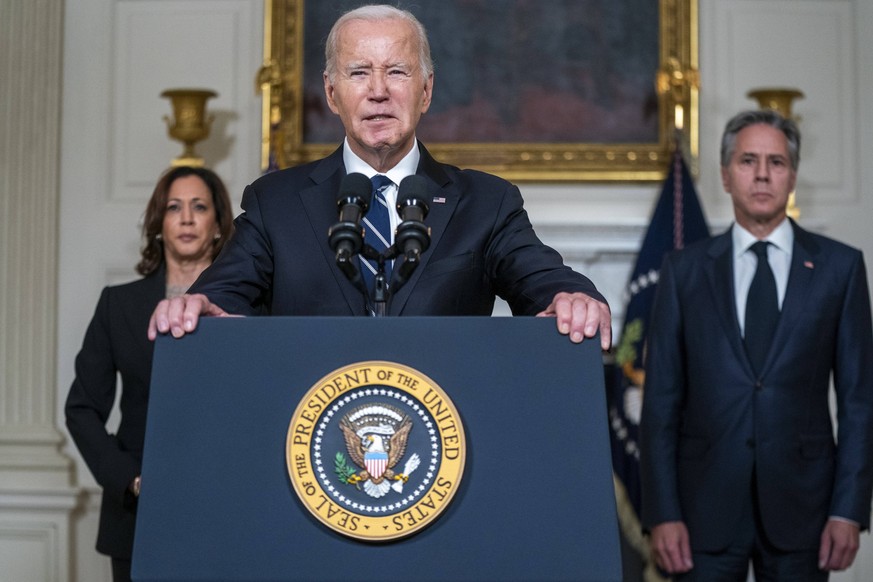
(136, 166), (235, 276)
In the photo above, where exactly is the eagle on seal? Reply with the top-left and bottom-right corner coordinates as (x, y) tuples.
(339, 412), (414, 498)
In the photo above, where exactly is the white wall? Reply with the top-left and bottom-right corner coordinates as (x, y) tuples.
(1, 0), (870, 580)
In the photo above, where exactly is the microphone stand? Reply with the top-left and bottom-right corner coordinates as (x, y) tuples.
(360, 245), (390, 317)
(331, 214), (430, 317)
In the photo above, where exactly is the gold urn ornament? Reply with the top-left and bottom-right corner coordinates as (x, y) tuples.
(161, 88), (217, 167)
(746, 88), (804, 119)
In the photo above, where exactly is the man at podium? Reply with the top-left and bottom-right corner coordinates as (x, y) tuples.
(149, 4), (610, 348)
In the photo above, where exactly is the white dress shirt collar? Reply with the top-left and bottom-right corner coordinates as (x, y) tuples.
(732, 217), (793, 259)
(342, 138), (420, 185)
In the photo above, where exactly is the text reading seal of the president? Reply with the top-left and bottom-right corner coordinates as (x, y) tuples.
(286, 361), (466, 542)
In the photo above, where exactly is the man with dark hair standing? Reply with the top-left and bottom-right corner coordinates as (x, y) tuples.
(641, 109), (873, 580)
(149, 5), (611, 348)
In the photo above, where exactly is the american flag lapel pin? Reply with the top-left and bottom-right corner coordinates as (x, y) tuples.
(804, 260), (814, 269)
(433, 196), (446, 204)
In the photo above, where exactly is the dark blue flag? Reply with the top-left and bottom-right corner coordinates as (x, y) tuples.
(607, 147), (709, 577)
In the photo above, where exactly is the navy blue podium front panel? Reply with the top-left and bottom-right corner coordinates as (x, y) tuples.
(133, 317), (621, 581)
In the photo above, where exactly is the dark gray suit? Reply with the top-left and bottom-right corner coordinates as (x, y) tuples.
(641, 220), (873, 552)
(191, 143), (604, 315)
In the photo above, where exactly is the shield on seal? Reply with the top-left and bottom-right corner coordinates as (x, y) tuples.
(364, 451), (388, 479)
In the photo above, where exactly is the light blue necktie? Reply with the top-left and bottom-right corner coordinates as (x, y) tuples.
(361, 175), (394, 296)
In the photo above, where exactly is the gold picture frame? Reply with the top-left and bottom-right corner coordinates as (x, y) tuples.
(258, 0), (698, 182)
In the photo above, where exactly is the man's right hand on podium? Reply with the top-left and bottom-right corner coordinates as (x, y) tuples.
(148, 293), (230, 340)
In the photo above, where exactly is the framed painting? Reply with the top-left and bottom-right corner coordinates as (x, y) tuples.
(257, 0), (698, 182)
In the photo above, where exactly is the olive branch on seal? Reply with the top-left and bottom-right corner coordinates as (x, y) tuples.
(334, 452), (360, 489)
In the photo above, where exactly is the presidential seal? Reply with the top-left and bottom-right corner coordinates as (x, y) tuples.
(286, 361), (466, 542)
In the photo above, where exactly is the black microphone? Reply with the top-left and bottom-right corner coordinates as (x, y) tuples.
(337, 173), (373, 224)
(393, 175), (431, 287)
(396, 175), (430, 224)
(328, 173), (373, 282)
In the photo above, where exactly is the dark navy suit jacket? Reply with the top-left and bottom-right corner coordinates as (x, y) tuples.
(191, 143), (605, 315)
(641, 220), (873, 552)
(66, 267), (164, 559)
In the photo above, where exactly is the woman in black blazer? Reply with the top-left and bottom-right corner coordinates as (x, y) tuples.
(65, 166), (234, 582)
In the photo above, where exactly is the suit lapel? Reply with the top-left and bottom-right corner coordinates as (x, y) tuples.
(706, 229), (751, 370)
(122, 267), (166, 389)
(299, 148), (366, 314)
(123, 265), (166, 333)
(388, 143), (457, 315)
(767, 221), (820, 367)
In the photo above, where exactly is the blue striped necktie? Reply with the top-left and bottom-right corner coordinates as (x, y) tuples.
(361, 174), (394, 296)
